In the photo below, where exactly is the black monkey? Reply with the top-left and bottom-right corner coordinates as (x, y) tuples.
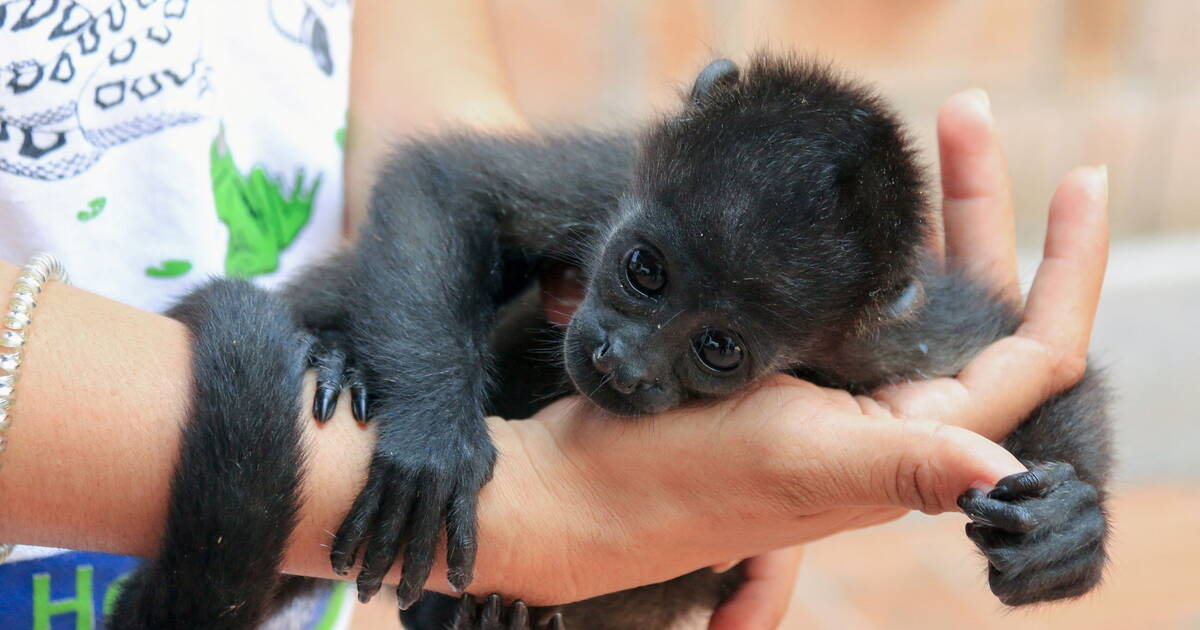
(308, 56), (1110, 627)
(110, 55), (1111, 630)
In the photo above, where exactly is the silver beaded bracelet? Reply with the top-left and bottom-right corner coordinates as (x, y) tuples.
(0, 253), (69, 563)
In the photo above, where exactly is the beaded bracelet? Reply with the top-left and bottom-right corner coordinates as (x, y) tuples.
(0, 253), (69, 563)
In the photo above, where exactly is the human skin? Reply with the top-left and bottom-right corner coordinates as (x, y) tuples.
(0, 87), (1109, 613)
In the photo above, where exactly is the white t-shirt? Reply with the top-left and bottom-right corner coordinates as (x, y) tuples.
(1, 0), (349, 311)
(0, 0), (354, 627)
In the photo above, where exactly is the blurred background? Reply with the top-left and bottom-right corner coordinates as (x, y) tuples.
(369, 2), (1200, 628)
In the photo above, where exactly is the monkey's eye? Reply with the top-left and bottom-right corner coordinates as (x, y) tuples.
(693, 328), (743, 372)
(623, 247), (666, 296)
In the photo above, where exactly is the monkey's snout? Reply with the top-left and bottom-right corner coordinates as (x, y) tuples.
(591, 339), (655, 394)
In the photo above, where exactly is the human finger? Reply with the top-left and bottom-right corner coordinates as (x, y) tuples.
(937, 88), (1019, 301)
(873, 166), (1108, 439)
(800, 414), (1024, 513)
(707, 547), (805, 630)
(1018, 165), (1109, 382)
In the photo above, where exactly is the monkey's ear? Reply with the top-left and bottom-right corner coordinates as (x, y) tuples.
(882, 280), (925, 320)
(690, 59), (739, 105)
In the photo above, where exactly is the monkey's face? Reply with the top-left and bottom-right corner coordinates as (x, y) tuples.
(563, 207), (812, 416)
(563, 168), (919, 416)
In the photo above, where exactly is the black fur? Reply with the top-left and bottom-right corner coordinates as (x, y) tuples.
(108, 279), (314, 629)
(110, 54), (1112, 629)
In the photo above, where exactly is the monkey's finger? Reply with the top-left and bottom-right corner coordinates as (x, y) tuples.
(454, 594), (478, 629)
(446, 481), (481, 593)
(965, 522), (1013, 552)
(988, 461), (1077, 501)
(312, 346), (347, 422)
(1018, 166), (1109, 383)
(396, 476), (452, 609)
(330, 467), (387, 575)
(958, 488), (1037, 533)
(481, 594), (503, 628)
(344, 365), (369, 422)
(937, 88), (1019, 302)
(509, 601), (531, 630)
(357, 477), (416, 602)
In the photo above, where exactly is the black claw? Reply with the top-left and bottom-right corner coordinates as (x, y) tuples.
(351, 386), (368, 422)
(509, 601), (529, 630)
(482, 594), (502, 625)
(547, 612), (565, 630)
(456, 593), (477, 621)
(314, 387), (338, 422)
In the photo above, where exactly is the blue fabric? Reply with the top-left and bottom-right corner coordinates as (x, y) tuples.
(0, 551), (344, 630)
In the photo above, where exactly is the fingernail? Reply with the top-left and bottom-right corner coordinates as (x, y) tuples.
(1084, 164), (1108, 202)
(969, 481), (996, 494)
(962, 88), (992, 123)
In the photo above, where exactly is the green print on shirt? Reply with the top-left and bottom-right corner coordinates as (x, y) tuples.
(76, 197), (106, 222)
(145, 260), (194, 278)
(210, 129), (320, 278)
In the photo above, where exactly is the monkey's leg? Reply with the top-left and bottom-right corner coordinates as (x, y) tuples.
(108, 279), (310, 629)
(957, 368), (1112, 606)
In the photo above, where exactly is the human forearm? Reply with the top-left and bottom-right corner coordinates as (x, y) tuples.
(345, 0), (526, 227)
(0, 260), (725, 603)
(0, 261), (537, 591)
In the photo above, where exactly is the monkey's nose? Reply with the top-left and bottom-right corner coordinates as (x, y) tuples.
(592, 339), (621, 374)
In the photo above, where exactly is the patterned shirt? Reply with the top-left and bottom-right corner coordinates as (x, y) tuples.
(0, 0), (354, 627)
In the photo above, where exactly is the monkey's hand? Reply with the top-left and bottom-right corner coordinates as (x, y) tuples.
(956, 462), (1107, 606)
(330, 397), (497, 609)
(451, 594), (565, 630)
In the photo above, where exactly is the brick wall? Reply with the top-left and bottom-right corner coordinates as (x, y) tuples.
(489, 0), (1200, 242)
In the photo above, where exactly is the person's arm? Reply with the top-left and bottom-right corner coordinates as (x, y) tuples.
(343, 0), (526, 230)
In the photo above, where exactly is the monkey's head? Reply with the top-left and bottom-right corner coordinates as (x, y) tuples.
(565, 56), (931, 415)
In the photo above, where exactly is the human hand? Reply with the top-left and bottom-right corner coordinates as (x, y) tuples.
(700, 87), (1107, 629)
(533, 87), (1108, 625)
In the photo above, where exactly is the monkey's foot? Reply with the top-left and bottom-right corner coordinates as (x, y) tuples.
(957, 462), (1107, 606)
(307, 330), (369, 422)
(330, 401), (496, 609)
(452, 595), (565, 630)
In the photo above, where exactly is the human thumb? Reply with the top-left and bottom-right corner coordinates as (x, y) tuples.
(811, 418), (1025, 515)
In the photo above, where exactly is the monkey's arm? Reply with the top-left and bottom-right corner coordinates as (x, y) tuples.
(958, 368), (1112, 606)
(901, 274), (1111, 606)
(826, 268), (1112, 607)
(321, 133), (635, 609)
